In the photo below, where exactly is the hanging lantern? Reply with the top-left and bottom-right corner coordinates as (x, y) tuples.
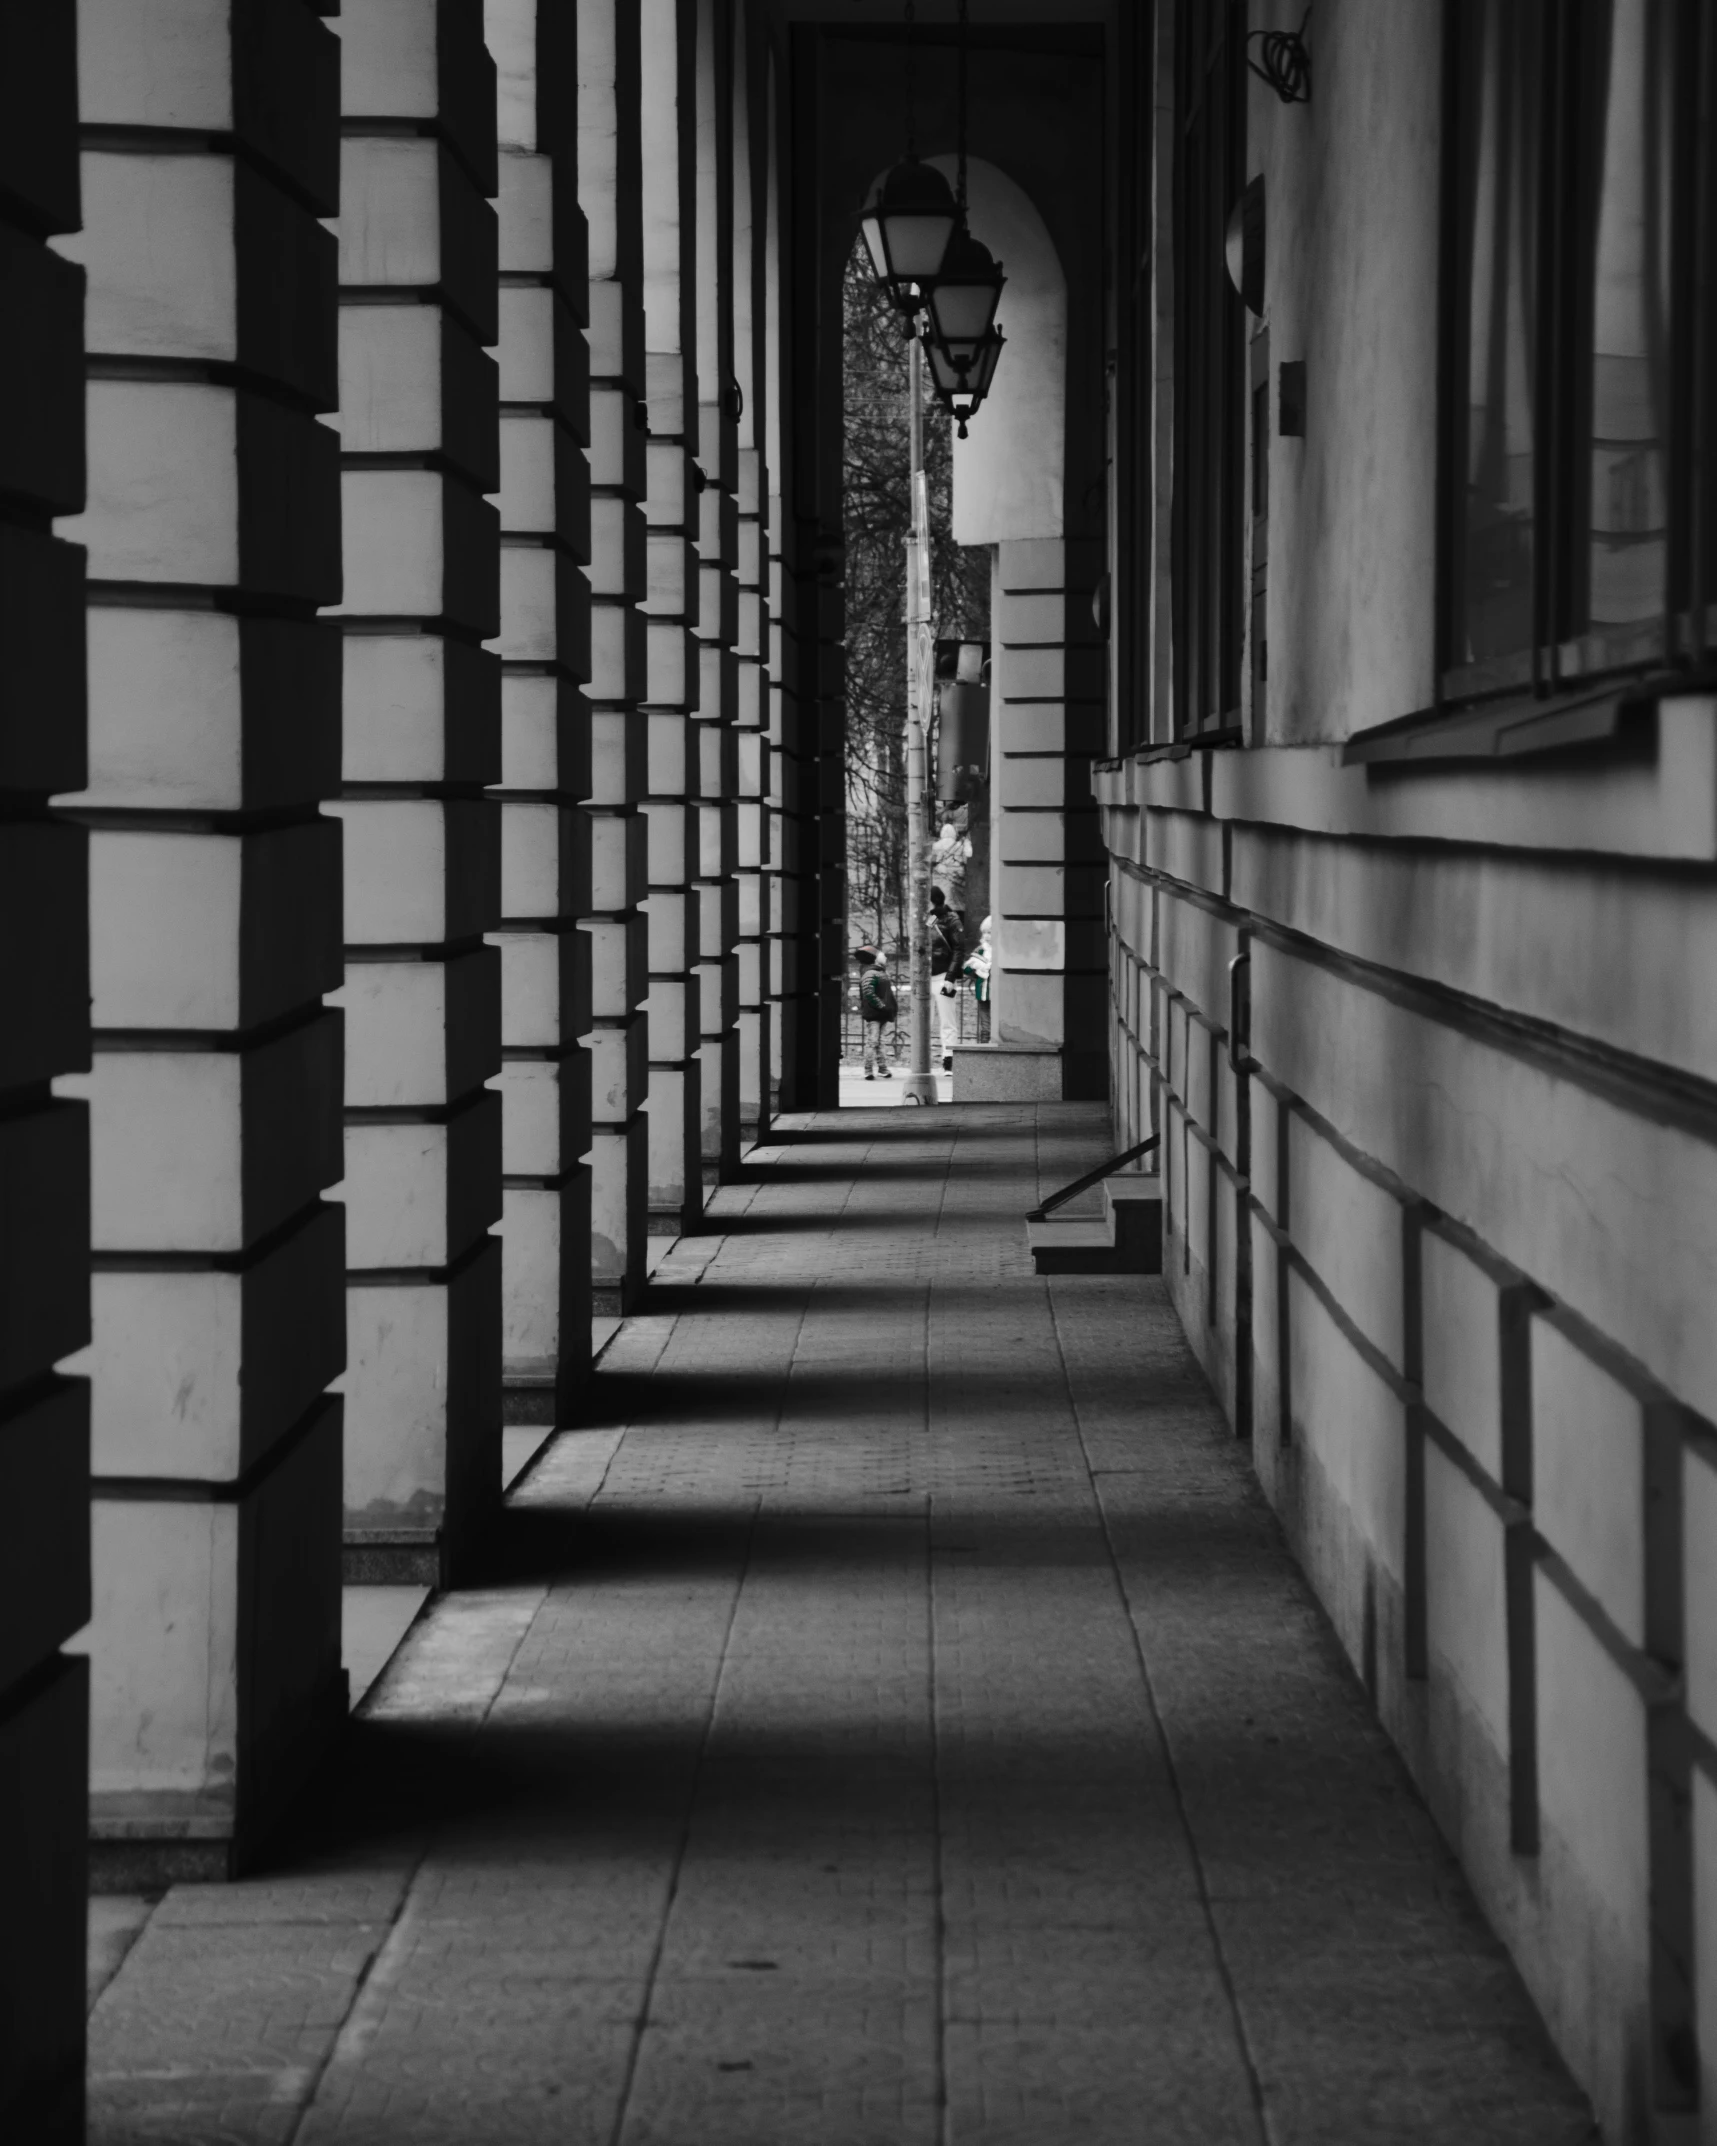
(924, 220), (1005, 348)
(924, 325), (1005, 437)
(918, 0), (1007, 435)
(859, 157), (960, 314)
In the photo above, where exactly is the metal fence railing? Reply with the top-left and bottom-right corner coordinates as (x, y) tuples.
(839, 988), (991, 1062)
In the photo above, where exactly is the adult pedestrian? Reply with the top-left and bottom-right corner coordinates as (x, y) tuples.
(928, 886), (966, 1072)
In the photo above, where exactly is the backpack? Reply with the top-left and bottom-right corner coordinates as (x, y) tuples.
(862, 968), (897, 1021)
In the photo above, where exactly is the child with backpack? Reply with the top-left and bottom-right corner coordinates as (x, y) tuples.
(857, 949), (898, 1078)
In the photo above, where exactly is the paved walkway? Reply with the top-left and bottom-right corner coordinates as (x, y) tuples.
(88, 1104), (1597, 2144)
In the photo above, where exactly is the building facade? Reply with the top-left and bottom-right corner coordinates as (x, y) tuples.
(1096, 6), (1717, 2142)
(2, 3), (1715, 2142)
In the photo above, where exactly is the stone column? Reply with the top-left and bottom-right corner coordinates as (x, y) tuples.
(731, 10), (770, 1144)
(332, 0), (503, 1583)
(761, 83), (802, 1114)
(693, 0), (741, 1184)
(813, 541), (848, 1109)
(642, 0), (705, 1237)
(581, 0), (650, 1312)
(0, 14), (89, 2132)
(485, 0), (595, 1431)
(63, 0), (347, 1877)
(987, 534), (1108, 1100)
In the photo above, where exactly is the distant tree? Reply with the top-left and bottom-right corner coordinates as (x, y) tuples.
(841, 243), (989, 955)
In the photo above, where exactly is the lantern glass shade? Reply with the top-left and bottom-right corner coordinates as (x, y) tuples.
(858, 158), (959, 301)
(925, 223), (1005, 345)
(924, 337), (969, 397)
(925, 326), (1005, 433)
(959, 329), (1004, 402)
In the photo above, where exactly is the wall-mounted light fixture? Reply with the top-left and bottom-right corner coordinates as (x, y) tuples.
(1224, 175), (1265, 315)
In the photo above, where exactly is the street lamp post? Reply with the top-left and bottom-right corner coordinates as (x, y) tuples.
(857, 0), (1005, 1105)
(901, 333), (937, 1105)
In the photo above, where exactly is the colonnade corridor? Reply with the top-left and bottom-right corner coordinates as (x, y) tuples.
(84, 1105), (1593, 2145)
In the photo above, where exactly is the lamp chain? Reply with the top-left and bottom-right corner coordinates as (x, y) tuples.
(957, 0), (969, 208)
(904, 0), (917, 159)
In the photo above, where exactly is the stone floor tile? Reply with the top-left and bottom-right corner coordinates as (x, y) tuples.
(88, 1104), (1596, 2145)
(87, 1897), (155, 2013)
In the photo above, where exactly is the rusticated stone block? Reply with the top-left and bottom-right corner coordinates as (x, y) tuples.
(501, 1169), (592, 1375)
(342, 633), (499, 788)
(589, 382), (647, 495)
(496, 1054), (590, 1178)
(87, 1012), (342, 1254)
(590, 705), (644, 804)
(336, 468), (499, 634)
(70, 153), (336, 408)
(586, 916), (648, 1027)
(499, 798), (577, 921)
(80, 608), (338, 812)
(496, 926), (592, 1050)
(498, 415), (592, 556)
(343, 1238), (499, 1562)
(339, 0), (498, 196)
(340, 946), (500, 1109)
(587, 1019), (649, 1126)
(334, 796), (500, 946)
(90, 1203), (344, 1483)
(588, 810), (647, 916)
(497, 543), (592, 673)
(589, 604), (648, 703)
(496, 284), (591, 432)
(79, 0), (340, 213)
(89, 1398), (343, 1837)
(343, 1088), (502, 1269)
(89, 819), (342, 1032)
(497, 151), (588, 313)
(339, 138), (498, 344)
(73, 380), (340, 601)
(499, 671), (590, 798)
(588, 492), (646, 598)
(338, 305), (499, 490)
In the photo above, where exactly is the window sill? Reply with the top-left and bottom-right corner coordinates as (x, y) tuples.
(1099, 723), (1244, 774)
(1340, 675), (1692, 770)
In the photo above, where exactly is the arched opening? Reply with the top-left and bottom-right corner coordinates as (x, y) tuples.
(837, 228), (990, 1097)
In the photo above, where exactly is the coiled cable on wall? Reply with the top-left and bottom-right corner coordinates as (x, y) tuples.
(1247, 10), (1312, 104)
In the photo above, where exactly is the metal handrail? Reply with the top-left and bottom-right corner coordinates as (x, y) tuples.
(1027, 1135), (1160, 1223)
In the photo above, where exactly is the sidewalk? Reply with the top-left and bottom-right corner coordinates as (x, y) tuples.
(836, 1054), (952, 1106)
(87, 1104), (1596, 2144)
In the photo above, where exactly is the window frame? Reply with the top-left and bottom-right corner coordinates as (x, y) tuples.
(1437, 0), (1717, 711)
(1171, 0), (1248, 740)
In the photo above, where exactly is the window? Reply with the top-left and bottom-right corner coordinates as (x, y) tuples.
(1443, 0), (1716, 697)
(1111, 0), (1155, 754)
(1172, 0), (1248, 736)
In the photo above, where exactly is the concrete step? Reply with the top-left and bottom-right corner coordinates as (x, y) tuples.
(1028, 1173), (1163, 1275)
(1103, 1172), (1164, 1271)
(1027, 1218), (1123, 1273)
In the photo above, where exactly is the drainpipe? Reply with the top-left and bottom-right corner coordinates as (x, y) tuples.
(902, 333), (939, 1103)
